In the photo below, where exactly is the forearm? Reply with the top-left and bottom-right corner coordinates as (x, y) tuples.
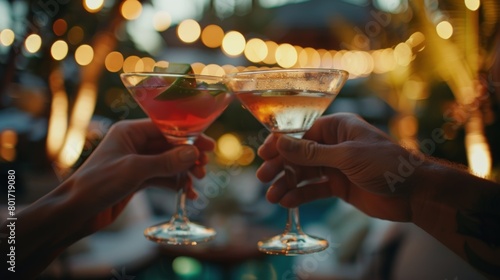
(411, 160), (500, 279)
(0, 178), (91, 278)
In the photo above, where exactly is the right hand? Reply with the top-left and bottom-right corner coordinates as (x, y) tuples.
(256, 113), (430, 222)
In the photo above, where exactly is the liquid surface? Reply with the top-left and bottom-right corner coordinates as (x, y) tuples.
(128, 84), (232, 142)
(236, 90), (336, 136)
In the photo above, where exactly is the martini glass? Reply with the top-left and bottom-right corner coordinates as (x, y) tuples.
(225, 68), (348, 255)
(120, 72), (233, 245)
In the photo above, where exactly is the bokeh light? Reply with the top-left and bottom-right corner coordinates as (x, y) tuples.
(75, 44), (94, 66)
(68, 26), (84, 45)
(217, 133), (243, 161)
(53, 19), (68, 36)
(464, 0), (480, 11)
(153, 11), (171, 31)
(263, 41), (278, 64)
(177, 19), (201, 43)
(122, 55), (141, 73)
(105, 51), (124, 72)
(172, 257), (202, 277)
(275, 43), (297, 68)
(83, 0), (104, 13)
(436, 20), (453, 39)
(24, 34), (42, 53)
(201, 24), (224, 48)
(222, 31), (246, 56)
(0, 29), (15, 46)
(244, 38), (267, 63)
(121, 0), (142, 20)
(51, 40), (69, 61)
(201, 64), (225, 76)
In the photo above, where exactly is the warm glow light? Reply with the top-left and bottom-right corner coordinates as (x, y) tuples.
(464, 0), (480, 11)
(0, 130), (17, 162)
(263, 41), (278, 65)
(237, 145), (255, 166)
(122, 55), (141, 73)
(177, 19), (201, 43)
(105, 51), (124, 72)
(25, 34), (42, 53)
(153, 11), (171, 31)
(47, 69), (68, 158)
(68, 26), (84, 45)
(57, 83), (97, 167)
(135, 57), (156, 72)
(321, 51), (333, 68)
(51, 40), (69, 61)
(467, 140), (491, 178)
(83, 0), (104, 13)
(394, 42), (412, 66)
(222, 31), (246, 57)
(75, 44), (94, 66)
(275, 43), (297, 68)
(191, 62), (205, 74)
(222, 64), (238, 74)
(121, 0), (142, 20)
(201, 24), (224, 48)
(0, 29), (15, 46)
(302, 47), (321, 68)
(466, 116), (491, 178)
(372, 48), (396, 73)
(53, 19), (67, 36)
(217, 133), (243, 162)
(201, 64), (225, 76)
(436, 21), (453, 39)
(244, 38), (267, 63)
(406, 32), (425, 51)
(403, 78), (428, 100)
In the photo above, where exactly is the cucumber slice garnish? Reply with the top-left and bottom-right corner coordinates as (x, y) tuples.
(152, 63), (197, 100)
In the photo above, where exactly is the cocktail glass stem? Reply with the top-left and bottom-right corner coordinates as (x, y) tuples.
(257, 161), (328, 255)
(169, 172), (190, 230)
(143, 141), (216, 245)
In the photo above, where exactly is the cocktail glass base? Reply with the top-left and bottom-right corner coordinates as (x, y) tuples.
(144, 220), (216, 245)
(257, 232), (328, 255)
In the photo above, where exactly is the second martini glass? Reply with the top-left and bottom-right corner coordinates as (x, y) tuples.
(120, 72), (233, 245)
(225, 68), (348, 255)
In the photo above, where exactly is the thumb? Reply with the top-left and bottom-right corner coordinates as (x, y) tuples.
(276, 135), (336, 167)
(135, 145), (199, 178)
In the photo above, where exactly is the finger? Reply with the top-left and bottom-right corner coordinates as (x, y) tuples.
(133, 145), (200, 179)
(257, 134), (279, 160)
(265, 173), (287, 204)
(194, 134), (215, 152)
(278, 183), (333, 208)
(197, 152), (210, 166)
(256, 156), (284, 183)
(189, 164), (206, 179)
(275, 135), (333, 166)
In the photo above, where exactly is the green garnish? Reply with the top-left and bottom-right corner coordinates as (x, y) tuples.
(152, 63), (197, 100)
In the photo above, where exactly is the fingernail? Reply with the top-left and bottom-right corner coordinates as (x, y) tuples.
(280, 135), (299, 151)
(180, 147), (197, 162)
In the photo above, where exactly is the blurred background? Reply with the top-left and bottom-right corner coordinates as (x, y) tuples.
(0, 0), (499, 279)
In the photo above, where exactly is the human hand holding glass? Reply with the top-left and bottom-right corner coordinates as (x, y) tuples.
(120, 72), (233, 245)
(225, 68), (348, 255)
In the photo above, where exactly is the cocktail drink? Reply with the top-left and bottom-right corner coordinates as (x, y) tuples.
(120, 72), (233, 245)
(225, 68), (348, 255)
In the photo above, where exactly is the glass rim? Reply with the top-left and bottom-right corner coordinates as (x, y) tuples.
(120, 72), (224, 80)
(224, 67), (349, 78)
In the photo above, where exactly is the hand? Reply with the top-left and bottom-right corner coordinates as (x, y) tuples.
(68, 118), (215, 233)
(2, 119), (215, 277)
(256, 113), (426, 222)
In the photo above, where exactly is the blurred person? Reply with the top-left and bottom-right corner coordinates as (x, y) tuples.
(0, 119), (215, 279)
